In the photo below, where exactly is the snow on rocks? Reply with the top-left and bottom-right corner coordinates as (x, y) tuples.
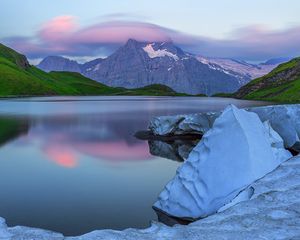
(153, 105), (292, 219)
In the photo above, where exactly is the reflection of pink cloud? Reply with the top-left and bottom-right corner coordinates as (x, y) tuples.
(75, 141), (151, 161)
(43, 145), (77, 168)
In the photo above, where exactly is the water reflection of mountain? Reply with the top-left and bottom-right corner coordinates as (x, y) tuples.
(0, 117), (29, 147)
(149, 139), (199, 162)
(25, 113), (154, 165)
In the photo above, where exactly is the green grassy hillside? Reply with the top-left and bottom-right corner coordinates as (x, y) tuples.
(235, 57), (300, 103)
(0, 43), (187, 97)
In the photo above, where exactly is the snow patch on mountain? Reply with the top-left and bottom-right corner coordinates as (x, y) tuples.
(143, 44), (179, 61)
(196, 56), (282, 80)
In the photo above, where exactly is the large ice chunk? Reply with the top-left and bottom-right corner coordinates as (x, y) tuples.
(251, 105), (300, 151)
(149, 112), (218, 136)
(149, 104), (300, 152)
(149, 115), (185, 136)
(153, 105), (292, 219)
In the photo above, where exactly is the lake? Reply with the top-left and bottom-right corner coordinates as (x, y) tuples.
(0, 96), (269, 236)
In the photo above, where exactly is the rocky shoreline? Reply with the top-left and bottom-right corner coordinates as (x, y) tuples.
(1, 104), (300, 239)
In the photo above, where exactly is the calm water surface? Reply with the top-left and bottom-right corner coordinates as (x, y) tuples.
(0, 96), (269, 236)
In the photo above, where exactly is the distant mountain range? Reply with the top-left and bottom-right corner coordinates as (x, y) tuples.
(1, 41), (299, 102)
(38, 39), (289, 96)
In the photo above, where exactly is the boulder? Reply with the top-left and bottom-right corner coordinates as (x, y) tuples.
(153, 105), (292, 219)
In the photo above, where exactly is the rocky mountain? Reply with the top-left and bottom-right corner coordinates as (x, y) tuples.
(82, 39), (245, 95)
(81, 58), (104, 72)
(37, 56), (81, 73)
(36, 40), (290, 96)
(235, 57), (300, 102)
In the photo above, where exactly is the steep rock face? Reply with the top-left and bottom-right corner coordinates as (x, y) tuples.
(153, 105), (291, 219)
(84, 39), (243, 95)
(37, 56), (81, 73)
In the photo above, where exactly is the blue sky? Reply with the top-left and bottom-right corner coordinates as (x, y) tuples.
(1, 0), (300, 61)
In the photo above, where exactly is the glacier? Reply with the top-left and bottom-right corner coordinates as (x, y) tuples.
(153, 105), (291, 219)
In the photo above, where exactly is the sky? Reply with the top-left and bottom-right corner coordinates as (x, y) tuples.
(1, 0), (300, 63)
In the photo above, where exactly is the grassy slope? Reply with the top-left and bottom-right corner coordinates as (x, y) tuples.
(0, 57), (57, 96)
(235, 57), (300, 103)
(244, 77), (300, 103)
(48, 71), (125, 95)
(0, 43), (192, 97)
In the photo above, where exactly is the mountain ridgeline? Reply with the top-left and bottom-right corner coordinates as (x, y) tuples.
(38, 39), (282, 96)
(0, 43), (185, 97)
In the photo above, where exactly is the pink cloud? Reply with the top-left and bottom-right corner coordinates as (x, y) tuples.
(2, 15), (300, 61)
(39, 15), (78, 42)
